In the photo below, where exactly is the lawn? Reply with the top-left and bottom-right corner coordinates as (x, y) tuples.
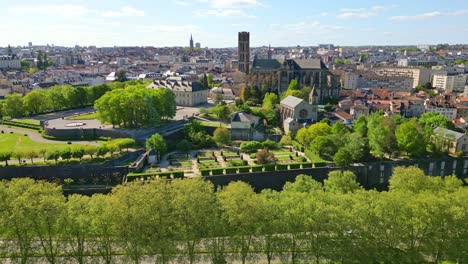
(198, 159), (219, 169)
(11, 119), (41, 125)
(65, 112), (98, 120)
(0, 132), (94, 153)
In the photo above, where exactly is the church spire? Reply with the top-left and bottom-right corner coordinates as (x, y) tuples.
(190, 34), (194, 50)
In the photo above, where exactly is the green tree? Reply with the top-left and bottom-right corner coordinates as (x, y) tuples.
(2, 93), (24, 117)
(218, 181), (262, 264)
(176, 139), (192, 153)
(116, 138), (135, 153)
(333, 148), (353, 167)
(0, 151), (12, 166)
(287, 79), (300, 90)
(146, 133), (167, 159)
(396, 120), (426, 157)
(262, 93), (278, 111)
(60, 148), (72, 162)
(324, 170), (362, 193)
(96, 145), (109, 158)
(213, 127), (231, 146)
(84, 145), (97, 159)
(63, 195), (92, 264)
(72, 147), (85, 161)
(25, 150), (38, 164)
(23, 89), (51, 115)
(310, 136), (337, 158)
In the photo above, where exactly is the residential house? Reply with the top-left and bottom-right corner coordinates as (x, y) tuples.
(432, 127), (468, 154)
(230, 112), (261, 141)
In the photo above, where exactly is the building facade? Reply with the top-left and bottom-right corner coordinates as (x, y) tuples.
(0, 55), (21, 70)
(251, 58), (341, 103)
(432, 73), (467, 94)
(368, 66), (431, 88)
(238, 32), (250, 74)
(148, 79), (208, 106)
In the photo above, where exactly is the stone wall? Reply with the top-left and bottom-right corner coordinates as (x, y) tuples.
(44, 127), (131, 140)
(204, 157), (468, 192)
(0, 151), (142, 185)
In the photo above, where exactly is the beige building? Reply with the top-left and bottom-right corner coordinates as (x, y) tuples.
(357, 73), (414, 91)
(369, 66), (431, 88)
(280, 93), (318, 133)
(424, 99), (457, 120)
(432, 73), (467, 94)
(148, 79), (208, 107)
(432, 127), (468, 154)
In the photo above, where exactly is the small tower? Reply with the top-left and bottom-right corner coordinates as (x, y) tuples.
(309, 85), (319, 105)
(267, 44), (272, 60)
(190, 34), (194, 50)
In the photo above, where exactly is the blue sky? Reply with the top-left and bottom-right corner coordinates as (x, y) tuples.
(1, 0), (467, 47)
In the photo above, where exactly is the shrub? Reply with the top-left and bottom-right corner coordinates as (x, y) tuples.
(229, 159), (247, 166)
(454, 151), (464, 157)
(263, 165), (275, 171)
(262, 139), (278, 150)
(256, 149), (275, 165)
(240, 141), (263, 152)
(301, 162), (313, 168)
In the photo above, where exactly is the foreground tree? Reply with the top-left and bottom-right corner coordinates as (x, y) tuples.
(213, 127), (231, 146)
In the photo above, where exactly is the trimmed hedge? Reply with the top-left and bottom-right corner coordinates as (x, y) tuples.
(225, 167), (238, 174)
(127, 171), (185, 182)
(211, 168), (224, 176)
(237, 166), (251, 173)
(289, 163), (301, 170)
(301, 162), (313, 168)
(276, 164), (288, 170)
(200, 169), (211, 176)
(251, 166), (263, 172)
(314, 162), (327, 168)
(263, 165), (275, 172)
(2, 120), (41, 131)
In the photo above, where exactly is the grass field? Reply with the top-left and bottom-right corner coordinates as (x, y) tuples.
(65, 112), (98, 120)
(0, 132), (93, 153)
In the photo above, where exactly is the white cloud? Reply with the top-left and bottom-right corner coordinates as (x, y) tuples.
(101, 6), (145, 17)
(197, 0), (264, 8)
(337, 5), (391, 19)
(9, 4), (90, 18)
(175, 1), (191, 6)
(193, 9), (256, 18)
(390, 9), (468, 21)
(283, 21), (345, 32)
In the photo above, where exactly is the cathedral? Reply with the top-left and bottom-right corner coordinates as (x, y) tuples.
(250, 58), (341, 104)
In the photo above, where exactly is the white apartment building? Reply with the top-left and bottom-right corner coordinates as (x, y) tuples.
(432, 73), (467, 94)
(0, 55), (21, 70)
(369, 66), (431, 88)
(357, 73), (414, 91)
(424, 99), (458, 120)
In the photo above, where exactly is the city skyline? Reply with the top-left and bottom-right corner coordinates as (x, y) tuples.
(1, 0), (468, 48)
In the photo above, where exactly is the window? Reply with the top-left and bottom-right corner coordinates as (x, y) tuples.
(379, 165), (385, 184)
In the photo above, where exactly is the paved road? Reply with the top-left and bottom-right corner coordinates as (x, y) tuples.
(0, 125), (100, 146)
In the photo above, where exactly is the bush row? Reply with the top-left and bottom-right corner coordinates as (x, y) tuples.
(200, 162), (326, 176)
(127, 171), (185, 182)
(2, 120), (42, 131)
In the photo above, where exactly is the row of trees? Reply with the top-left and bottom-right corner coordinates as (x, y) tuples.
(0, 167), (466, 263)
(0, 81), (151, 118)
(295, 111), (458, 166)
(0, 84), (111, 117)
(0, 138), (135, 166)
(95, 84), (176, 128)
